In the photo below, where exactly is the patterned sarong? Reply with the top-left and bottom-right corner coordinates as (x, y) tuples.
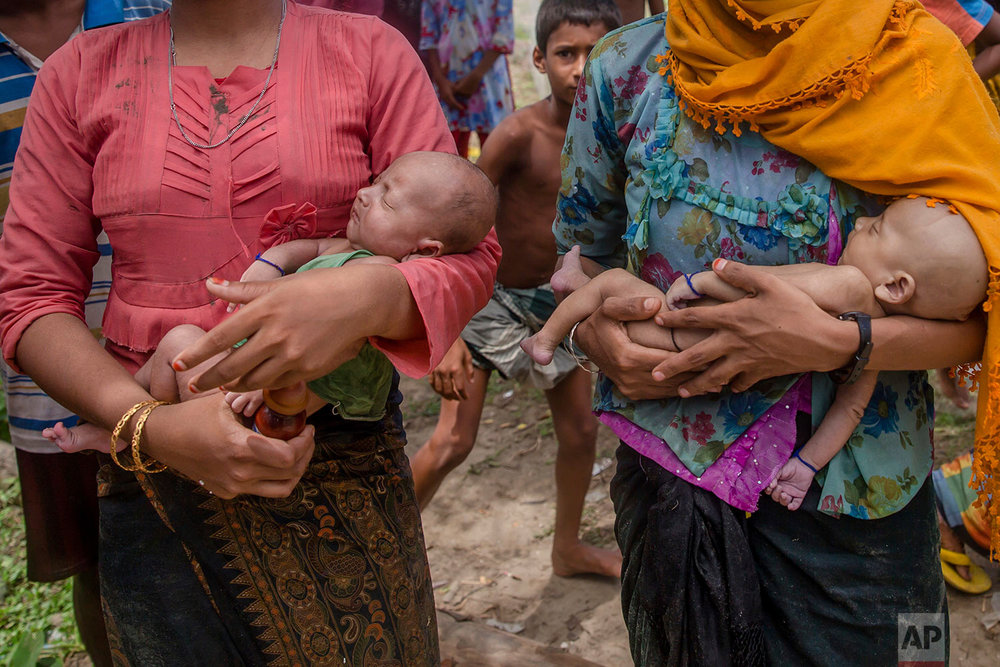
(97, 384), (438, 666)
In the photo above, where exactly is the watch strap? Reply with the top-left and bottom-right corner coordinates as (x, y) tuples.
(831, 311), (872, 384)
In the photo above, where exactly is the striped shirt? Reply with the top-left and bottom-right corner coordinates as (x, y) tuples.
(1, 0), (171, 452)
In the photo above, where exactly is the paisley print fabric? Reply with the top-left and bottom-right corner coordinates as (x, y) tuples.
(98, 394), (438, 666)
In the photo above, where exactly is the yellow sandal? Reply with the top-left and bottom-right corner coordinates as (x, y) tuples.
(940, 548), (992, 594)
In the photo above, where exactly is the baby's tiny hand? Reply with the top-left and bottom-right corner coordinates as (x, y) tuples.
(665, 274), (701, 310)
(225, 389), (265, 417)
(764, 456), (816, 511)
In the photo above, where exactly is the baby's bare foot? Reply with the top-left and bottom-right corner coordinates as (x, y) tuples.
(42, 422), (112, 454)
(552, 541), (622, 579)
(520, 335), (556, 365)
(551, 246), (591, 296)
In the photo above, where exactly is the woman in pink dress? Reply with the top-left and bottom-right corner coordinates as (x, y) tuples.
(0, 0), (499, 663)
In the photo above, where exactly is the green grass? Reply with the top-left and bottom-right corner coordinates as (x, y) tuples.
(0, 476), (81, 664)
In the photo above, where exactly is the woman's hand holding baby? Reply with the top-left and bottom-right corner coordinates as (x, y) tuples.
(568, 269), (697, 400)
(651, 259), (857, 396)
(142, 393), (315, 499)
(175, 264), (422, 393)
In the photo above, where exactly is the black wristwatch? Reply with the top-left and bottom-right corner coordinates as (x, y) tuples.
(830, 311), (872, 384)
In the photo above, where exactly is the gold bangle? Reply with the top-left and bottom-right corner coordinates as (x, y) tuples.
(130, 401), (169, 474)
(110, 400), (162, 471)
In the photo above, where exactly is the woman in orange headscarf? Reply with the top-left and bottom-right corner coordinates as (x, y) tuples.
(554, 0), (1000, 663)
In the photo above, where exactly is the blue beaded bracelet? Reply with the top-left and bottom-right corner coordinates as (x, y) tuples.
(794, 451), (818, 474)
(683, 272), (704, 298)
(254, 253), (286, 276)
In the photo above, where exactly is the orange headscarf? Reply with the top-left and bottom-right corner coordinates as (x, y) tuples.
(664, 0), (1000, 554)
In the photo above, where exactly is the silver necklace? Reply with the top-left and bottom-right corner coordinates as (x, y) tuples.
(167, 0), (286, 150)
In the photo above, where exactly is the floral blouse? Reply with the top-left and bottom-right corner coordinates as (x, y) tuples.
(419, 0), (514, 134)
(554, 16), (934, 520)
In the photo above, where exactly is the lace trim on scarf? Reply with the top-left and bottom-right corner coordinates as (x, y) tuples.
(660, 1), (912, 137)
(724, 0), (808, 33)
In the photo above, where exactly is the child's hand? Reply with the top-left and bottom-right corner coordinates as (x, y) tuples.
(225, 389), (265, 418)
(428, 339), (476, 400)
(665, 273), (703, 310)
(435, 77), (466, 110)
(764, 455), (816, 511)
(453, 72), (483, 97)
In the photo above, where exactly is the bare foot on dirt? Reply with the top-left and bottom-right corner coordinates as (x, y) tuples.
(550, 245), (591, 296)
(552, 542), (622, 579)
(42, 422), (112, 454)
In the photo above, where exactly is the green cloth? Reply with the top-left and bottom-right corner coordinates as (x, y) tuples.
(297, 250), (393, 421)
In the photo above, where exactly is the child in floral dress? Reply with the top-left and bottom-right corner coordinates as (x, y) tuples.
(420, 0), (515, 157)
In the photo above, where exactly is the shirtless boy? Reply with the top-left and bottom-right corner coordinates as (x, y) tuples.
(522, 196), (988, 511)
(408, 0), (624, 578)
(46, 151), (497, 450)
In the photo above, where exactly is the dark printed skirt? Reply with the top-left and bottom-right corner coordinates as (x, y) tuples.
(612, 442), (946, 667)
(98, 391), (438, 666)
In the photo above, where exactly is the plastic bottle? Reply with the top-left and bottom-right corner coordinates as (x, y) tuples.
(253, 382), (308, 439)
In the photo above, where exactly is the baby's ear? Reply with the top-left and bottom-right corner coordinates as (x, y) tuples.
(406, 239), (444, 261)
(873, 271), (916, 307)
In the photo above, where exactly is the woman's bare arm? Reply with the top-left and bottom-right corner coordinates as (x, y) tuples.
(15, 313), (315, 498)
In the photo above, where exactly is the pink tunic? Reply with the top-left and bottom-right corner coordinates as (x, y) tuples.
(0, 2), (500, 376)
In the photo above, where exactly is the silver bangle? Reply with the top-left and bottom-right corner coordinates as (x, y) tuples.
(567, 322), (598, 374)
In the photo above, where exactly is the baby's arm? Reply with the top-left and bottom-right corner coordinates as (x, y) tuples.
(765, 370), (878, 510)
(668, 263), (877, 315)
(242, 238), (354, 282)
(758, 263), (878, 314)
(665, 270), (747, 309)
(522, 268), (667, 365)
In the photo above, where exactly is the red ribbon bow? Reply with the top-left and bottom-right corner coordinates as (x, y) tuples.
(259, 202), (318, 248)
